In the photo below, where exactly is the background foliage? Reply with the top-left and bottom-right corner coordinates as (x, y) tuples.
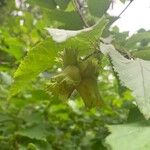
(0, 0), (150, 149)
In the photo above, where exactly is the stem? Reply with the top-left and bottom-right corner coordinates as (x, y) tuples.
(118, 0), (134, 18)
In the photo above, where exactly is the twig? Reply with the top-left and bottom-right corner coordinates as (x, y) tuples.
(118, 0), (134, 18)
(73, 0), (89, 27)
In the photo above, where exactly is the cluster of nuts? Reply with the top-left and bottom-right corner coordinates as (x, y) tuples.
(47, 48), (102, 108)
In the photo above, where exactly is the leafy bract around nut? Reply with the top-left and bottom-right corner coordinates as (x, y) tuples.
(79, 58), (99, 78)
(47, 49), (80, 100)
(62, 48), (78, 67)
(77, 58), (102, 107)
(47, 49), (102, 107)
(47, 65), (81, 100)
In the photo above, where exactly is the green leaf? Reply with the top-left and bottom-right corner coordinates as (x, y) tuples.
(105, 120), (150, 150)
(47, 16), (109, 54)
(127, 106), (145, 123)
(125, 31), (150, 49)
(19, 141), (52, 150)
(0, 113), (13, 123)
(17, 124), (49, 141)
(101, 43), (150, 119)
(27, 0), (56, 9)
(28, 0), (72, 10)
(54, 0), (71, 9)
(10, 17), (108, 96)
(17, 112), (50, 141)
(4, 38), (24, 60)
(87, 0), (111, 17)
(10, 38), (60, 96)
(132, 49), (150, 60)
(37, 9), (84, 30)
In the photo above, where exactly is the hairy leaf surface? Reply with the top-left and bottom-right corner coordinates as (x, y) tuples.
(105, 120), (150, 150)
(101, 43), (150, 119)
